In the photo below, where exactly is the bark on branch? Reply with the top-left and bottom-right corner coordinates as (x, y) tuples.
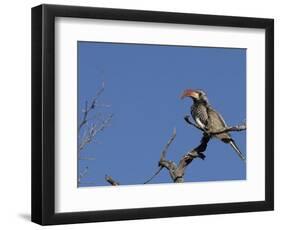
(146, 116), (246, 183)
(78, 82), (113, 186)
(143, 128), (177, 184)
(105, 175), (120, 186)
(105, 116), (246, 185)
(155, 130), (210, 183)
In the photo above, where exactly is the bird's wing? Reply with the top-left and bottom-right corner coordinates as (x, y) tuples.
(207, 106), (232, 140)
(206, 106), (228, 131)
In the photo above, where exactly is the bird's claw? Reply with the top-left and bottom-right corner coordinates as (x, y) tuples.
(203, 130), (211, 135)
(189, 152), (206, 160)
(198, 153), (206, 160)
(184, 115), (191, 123)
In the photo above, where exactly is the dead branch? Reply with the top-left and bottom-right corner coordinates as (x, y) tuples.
(105, 175), (120, 186)
(79, 114), (113, 151)
(105, 129), (208, 185)
(147, 116), (246, 183)
(78, 82), (113, 186)
(144, 129), (209, 183)
(143, 128), (176, 184)
(161, 128), (177, 159)
(78, 166), (89, 185)
(143, 166), (163, 184)
(104, 117), (246, 185)
(105, 129), (177, 185)
(159, 133), (210, 183)
(79, 82), (105, 131)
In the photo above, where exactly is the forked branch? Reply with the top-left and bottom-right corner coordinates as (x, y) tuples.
(79, 82), (105, 131)
(105, 116), (246, 185)
(78, 82), (113, 186)
(146, 116), (246, 183)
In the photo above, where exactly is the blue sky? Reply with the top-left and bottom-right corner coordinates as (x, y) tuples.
(78, 41), (246, 187)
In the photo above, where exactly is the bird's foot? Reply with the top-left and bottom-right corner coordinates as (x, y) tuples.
(198, 153), (206, 160)
(203, 130), (212, 137)
(184, 115), (192, 123)
(189, 151), (206, 160)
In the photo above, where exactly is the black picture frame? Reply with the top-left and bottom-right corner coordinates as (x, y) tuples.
(31, 4), (274, 225)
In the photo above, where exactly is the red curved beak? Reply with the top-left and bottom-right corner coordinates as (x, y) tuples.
(180, 89), (197, 99)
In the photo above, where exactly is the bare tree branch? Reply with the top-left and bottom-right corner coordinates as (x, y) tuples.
(105, 175), (120, 186)
(143, 166), (163, 184)
(104, 118), (246, 186)
(79, 114), (113, 151)
(78, 166), (89, 185)
(144, 129), (209, 183)
(159, 133), (210, 183)
(147, 117), (246, 183)
(161, 128), (177, 159)
(78, 82), (113, 186)
(143, 128), (176, 184)
(106, 129), (177, 185)
(79, 82), (105, 131)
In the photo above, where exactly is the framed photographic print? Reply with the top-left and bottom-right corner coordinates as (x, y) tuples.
(31, 4), (274, 225)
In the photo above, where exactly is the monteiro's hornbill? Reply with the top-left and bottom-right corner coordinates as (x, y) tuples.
(180, 89), (245, 161)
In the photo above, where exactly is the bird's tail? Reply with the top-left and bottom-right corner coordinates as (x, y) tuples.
(229, 140), (246, 162)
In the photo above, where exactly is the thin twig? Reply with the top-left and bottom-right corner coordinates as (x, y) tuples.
(79, 114), (113, 151)
(78, 166), (89, 184)
(143, 166), (163, 184)
(143, 128), (176, 184)
(106, 129), (177, 185)
(79, 82), (105, 131)
(161, 128), (177, 159)
(77, 82), (113, 185)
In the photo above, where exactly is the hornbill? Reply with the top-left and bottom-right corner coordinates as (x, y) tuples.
(180, 89), (245, 161)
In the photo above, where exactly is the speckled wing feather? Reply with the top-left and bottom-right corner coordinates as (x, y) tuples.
(191, 103), (209, 130)
(206, 105), (245, 161)
(206, 105), (231, 141)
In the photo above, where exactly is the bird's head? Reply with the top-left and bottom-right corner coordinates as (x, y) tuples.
(180, 89), (208, 103)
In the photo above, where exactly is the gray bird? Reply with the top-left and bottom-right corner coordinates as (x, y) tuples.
(180, 89), (245, 161)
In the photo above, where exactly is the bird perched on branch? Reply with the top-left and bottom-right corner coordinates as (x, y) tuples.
(180, 89), (245, 161)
